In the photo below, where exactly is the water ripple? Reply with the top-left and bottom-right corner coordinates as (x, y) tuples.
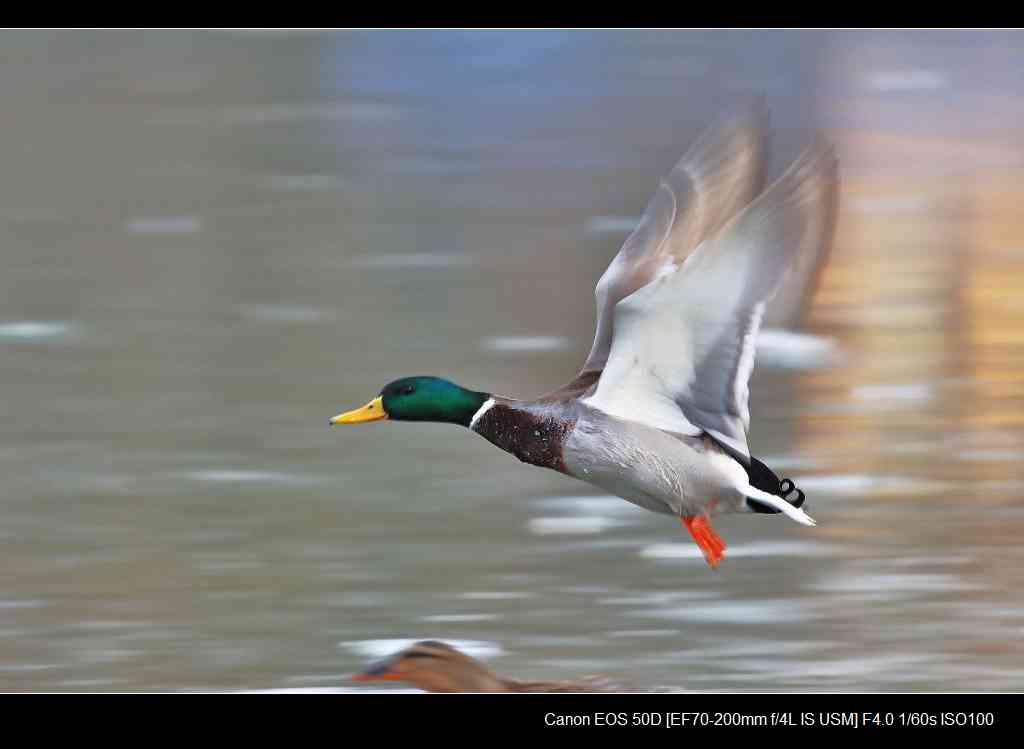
(341, 638), (503, 660)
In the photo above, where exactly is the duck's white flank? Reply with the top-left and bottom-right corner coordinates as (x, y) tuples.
(469, 398), (496, 430)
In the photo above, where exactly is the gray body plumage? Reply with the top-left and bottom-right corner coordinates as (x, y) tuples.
(471, 103), (835, 530)
(562, 403), (749, 518)
(472, 398), (750, 519)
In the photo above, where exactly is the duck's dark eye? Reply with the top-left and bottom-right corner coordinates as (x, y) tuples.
(400, 385), (415, 396)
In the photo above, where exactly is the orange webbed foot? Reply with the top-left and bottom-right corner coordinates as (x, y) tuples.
(681, 515), (727, 568)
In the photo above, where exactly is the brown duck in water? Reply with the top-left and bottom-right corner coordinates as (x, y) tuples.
(352, 640), (624, 693)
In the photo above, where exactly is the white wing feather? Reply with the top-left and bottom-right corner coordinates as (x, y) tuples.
(580, 104), (769, 376)
(584, 141), (839, 458)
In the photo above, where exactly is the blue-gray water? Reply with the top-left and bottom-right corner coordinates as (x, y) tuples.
(2, 30), (1023, 691)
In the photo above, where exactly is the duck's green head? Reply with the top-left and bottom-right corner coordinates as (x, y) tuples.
(330, 376), (489, 428)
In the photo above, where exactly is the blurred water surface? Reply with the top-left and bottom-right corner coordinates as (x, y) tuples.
(1, 30), (1023, 691)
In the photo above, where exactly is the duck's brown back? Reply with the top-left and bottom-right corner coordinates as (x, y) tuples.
(354, 640), (628, 693)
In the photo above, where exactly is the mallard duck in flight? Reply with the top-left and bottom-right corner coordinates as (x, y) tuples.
(332, 105), (838, 567)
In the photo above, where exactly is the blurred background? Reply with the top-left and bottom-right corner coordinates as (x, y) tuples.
(1, 29), (1023, 692)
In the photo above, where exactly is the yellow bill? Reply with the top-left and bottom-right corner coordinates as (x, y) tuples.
(330, 396), (388, 425)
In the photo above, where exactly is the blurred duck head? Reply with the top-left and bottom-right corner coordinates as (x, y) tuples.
(351, 640), (507, 693)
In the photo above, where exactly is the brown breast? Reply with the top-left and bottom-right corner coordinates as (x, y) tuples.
(471, 402), (576, 473)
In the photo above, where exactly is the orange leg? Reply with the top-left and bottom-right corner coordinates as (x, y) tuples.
(681, 515), (727, 568)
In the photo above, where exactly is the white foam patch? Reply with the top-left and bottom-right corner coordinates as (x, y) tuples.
(0, 321), (71, 340)
(59, 678), (123, 688)
(481, 336), (568, 353)
(348, 252), (474, 269)
(125, 216), (202, 235)
(528, 516), (615, 535)
(866, 70), (947, 92)
(641, 600), (811, 624)
(182, 470), (319, 486)
(341, 638), (503, 660)
(238, 304), (332, 324)
(852, 383), (935, 402)
(419, 614), (498, 623)
(756, 329), (843, 369)
(812, 573), (983, 595)
(81, 648), (143, 661)
(600, 591), (720, 606)
(0, 663), (62, 672)
(605, 629), (679, 638)
(640, 540), (841, 561)
(585, 215), (640, 235)
(457, 591), (534, 601)
(283, 674), (365, 685)
(533, 495), (645, 517)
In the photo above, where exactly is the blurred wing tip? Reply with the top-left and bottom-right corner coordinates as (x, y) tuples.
(775, 138), (840, 199)
(800, 137), (840, 172)
(686, 102), (770, 153)
(721, 105), (770, 149)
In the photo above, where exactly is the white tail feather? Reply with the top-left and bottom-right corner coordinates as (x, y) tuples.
(743, 485), (817, 527)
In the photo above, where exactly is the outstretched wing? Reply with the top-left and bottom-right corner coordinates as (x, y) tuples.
(760, 153), (840, 330)
(582, 141), (839, 459)
(583, 104), (769, 376)
(540, 105), (768, 403)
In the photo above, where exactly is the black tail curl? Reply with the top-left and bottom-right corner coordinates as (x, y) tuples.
(778, 478), (806, 508)
(745, 456), (806, 514)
